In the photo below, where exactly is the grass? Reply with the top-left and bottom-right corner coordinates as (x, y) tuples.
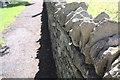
(0, 1), (29, 46)
(0, 1), (29, 32)
(67, 0), (119, 21)
(0, 37), (4, 47)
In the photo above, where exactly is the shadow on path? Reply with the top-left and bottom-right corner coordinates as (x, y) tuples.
(32, 13), (41, 18)
(34, 2), (57, 78)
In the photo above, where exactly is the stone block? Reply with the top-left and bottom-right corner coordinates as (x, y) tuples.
(65, 10), (92, 32)
(89, 20), (119, 47)
(94, 12), (110, 23)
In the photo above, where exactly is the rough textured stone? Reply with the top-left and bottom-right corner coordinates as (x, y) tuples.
(66, 11), (74, 22)
(55, 2), (65, 9)
(89, 19), (119, 47)
(79, 21), (95, 48)
(104, 51), (120, 78)
(111, 56), (120, 69)
(89, 34), (120, 77)
(69, 19), (83, 47)
(90, 39), (107, 62)
(64, 2), (88, 13)
(65, 7), (83, 22)
(45, 1), (120, 79)
(69, 20), (95, 47)
(46, 2), (100, 78)
(80, 10), (92, 18)
(65, 12), (84, 32)
(54, 8), (67, 26)
(94, 46), (120, 76)
(90, 34), (120, 62)
(46, 2), (84, 78)
(65, 10), (92, 32)
(79, 2), (88, 11)
(94, 12), (110, 23)
(54, 2), (89, 27)
(63, 2), (81, 14)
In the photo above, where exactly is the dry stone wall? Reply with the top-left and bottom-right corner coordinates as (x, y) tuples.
(45, 1), (120, 79)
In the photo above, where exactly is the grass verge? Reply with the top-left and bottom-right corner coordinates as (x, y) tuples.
(0, 1), (29, 46)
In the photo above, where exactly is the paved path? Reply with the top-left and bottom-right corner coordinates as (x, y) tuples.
(0, 0), (43, 78)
